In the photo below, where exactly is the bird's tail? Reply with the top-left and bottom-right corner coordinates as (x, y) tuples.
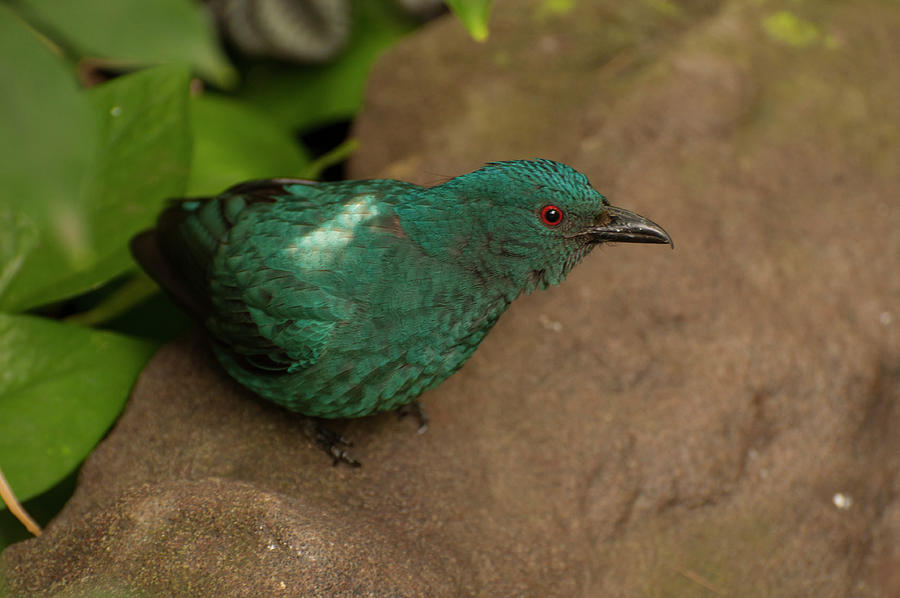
(130, 178), (316, 321)
(130, 197), (223, 320)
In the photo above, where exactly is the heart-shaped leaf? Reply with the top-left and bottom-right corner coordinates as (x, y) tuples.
(0, 314), (156, 507)
(0, 61), (192, 312)
(189, 94), (311, 196)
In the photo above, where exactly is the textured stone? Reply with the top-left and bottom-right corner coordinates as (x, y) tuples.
(3, 0), (899, 595)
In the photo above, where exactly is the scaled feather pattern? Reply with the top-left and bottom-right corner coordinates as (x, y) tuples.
(132, 160), (671, 418)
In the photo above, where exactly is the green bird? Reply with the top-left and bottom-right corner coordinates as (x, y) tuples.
(132, 159), (671, 460)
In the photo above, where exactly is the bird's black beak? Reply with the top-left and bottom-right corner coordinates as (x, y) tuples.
(583, 205), (673, 247)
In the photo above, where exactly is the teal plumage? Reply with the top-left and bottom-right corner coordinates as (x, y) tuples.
(132, 159), (671, 419)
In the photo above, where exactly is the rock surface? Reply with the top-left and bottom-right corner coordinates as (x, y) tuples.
(3, 0), (900, 595)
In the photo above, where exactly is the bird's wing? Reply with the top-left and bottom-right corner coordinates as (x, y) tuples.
(206, 249), (352, 375)
(132, 179), (352, 375)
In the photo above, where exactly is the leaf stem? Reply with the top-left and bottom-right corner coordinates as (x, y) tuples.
(302, 138), (360, 180)
(0, 466), (42, 537)
(64, 271), (159, 327)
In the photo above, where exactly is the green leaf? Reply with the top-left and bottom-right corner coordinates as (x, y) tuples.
(188, 95), (311, 196)
(0, 65), (192, 312)
(239, 0), (417, 131)
(15, 0), (237, 87)
(73, 65), (193, 293)
(0, 209), (40, 301)
(0, 5), (96, 305)
(0, 313), (156, 506)
(446, 0), (493, 41)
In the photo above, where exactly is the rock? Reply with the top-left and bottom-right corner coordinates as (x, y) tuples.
(3, 0), (899, 595)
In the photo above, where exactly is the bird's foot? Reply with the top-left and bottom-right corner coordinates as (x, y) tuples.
(300, 418), (360, 467)
(396, 400), (429, 434)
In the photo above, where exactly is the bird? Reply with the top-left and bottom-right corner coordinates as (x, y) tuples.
(131, 159), (671, 463)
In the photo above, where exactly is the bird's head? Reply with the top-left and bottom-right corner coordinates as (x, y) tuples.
(399, 159), (671, 295)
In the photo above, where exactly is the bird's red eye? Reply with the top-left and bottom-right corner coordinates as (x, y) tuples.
(540, 205), (564, 227)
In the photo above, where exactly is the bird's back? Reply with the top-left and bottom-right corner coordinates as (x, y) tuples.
(133, 178), (511, 417)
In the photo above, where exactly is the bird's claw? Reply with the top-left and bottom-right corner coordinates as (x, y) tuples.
(396, 400), (429, 434)
(301, 418), (361, 467)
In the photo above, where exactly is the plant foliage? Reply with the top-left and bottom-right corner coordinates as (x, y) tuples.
(0, 0), (493, 552)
